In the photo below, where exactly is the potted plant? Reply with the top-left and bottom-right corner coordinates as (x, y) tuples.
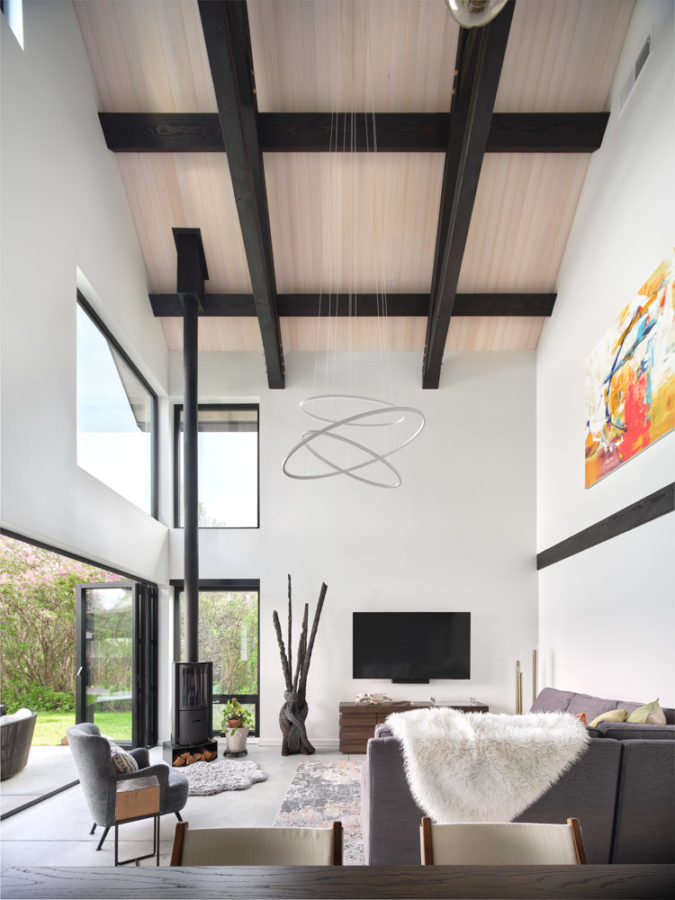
(221, 697), (253, 756)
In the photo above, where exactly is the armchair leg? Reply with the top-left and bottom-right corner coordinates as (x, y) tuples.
(90, 824), (97, 835)
(96, 826), (110, 851)
(175, 811), (183, 822)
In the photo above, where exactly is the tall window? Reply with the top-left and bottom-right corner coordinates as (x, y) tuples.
(76, 294), (157, 516)
(174, 582), (260, 735)
(174, 405), (259, 528)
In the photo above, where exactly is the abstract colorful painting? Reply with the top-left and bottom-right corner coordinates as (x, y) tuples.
(585, 250), (675, 488)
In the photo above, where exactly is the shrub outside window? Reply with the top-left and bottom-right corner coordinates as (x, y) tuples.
(175, 582), (260, 736)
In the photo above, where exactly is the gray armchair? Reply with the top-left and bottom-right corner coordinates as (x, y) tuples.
(67, 722), (188, 850)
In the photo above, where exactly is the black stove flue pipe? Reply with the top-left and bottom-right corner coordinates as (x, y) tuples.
(173, 228), (208, 663)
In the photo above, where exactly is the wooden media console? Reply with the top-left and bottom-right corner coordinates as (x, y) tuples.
(339, 699), (489, 753)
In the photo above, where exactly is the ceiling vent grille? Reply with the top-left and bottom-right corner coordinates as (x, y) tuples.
(619, 33), (652, 117)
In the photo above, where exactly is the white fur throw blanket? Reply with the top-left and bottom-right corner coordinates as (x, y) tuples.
(386, 708), (589, 823)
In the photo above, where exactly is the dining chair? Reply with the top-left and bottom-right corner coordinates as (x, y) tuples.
(170, 820), (343, 866)
(420, 816), (587, 865)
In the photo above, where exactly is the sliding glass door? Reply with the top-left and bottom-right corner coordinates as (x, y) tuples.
(76, 582), (157, 747)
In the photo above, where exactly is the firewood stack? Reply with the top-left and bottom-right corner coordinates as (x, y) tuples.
(173, 748), (217, 766)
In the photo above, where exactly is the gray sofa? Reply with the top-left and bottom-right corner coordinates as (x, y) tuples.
(360, 688), (675, 865)
(0, 709), (37, 780)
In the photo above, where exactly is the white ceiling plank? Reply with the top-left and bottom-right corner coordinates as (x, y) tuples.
(74, 0), (216, 112)
(496, 0), (635, 112)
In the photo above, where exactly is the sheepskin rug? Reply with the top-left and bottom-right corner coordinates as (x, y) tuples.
(386, 708), (589, 823)
(182, 759), (267, 796)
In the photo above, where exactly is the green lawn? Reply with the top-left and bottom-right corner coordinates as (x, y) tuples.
(32, 711), (132, 746)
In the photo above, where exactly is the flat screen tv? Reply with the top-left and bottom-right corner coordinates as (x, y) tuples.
(352, 612), (470, 683)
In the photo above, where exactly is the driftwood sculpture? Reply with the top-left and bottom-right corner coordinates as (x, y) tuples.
(273, 575), (327, 755)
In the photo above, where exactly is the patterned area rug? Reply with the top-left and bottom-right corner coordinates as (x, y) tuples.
(183, 759), (267, 796)
(274, 760), (364, 865)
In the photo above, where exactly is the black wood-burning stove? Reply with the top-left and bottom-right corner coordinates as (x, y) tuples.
(173, 661), (213, 746)
(163, 660), (217, 765)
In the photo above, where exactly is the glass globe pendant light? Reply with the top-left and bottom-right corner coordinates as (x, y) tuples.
(446, 0), (510, 29)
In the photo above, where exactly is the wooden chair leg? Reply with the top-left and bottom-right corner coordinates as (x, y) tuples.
(170, 821), (189, 866)
(567, 817), (588, 864)
(332, 821), (343, 865)
(420, 817), (434, 865)
(96, 826), (110, 851)
(89, 823), (97, 835)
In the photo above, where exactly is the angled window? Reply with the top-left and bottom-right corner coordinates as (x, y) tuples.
(76, 293), (157, 517)
(1, 0), (24, 47)
(174, 405), (259, 528)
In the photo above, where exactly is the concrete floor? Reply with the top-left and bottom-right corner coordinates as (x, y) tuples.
(0, 741), (363, 871)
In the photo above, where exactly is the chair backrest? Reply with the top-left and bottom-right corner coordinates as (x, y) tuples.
(66, 723), (117, 823)
(420, 817), (587, 865)
(171, 821), (343, 866)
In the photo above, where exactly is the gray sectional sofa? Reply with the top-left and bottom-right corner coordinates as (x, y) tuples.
(360, 688), (675, 865)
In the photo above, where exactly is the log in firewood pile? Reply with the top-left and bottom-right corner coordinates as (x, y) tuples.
(173, 748), (217, 766)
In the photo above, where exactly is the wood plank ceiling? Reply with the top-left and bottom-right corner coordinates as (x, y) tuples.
(73, 0), (634, 387)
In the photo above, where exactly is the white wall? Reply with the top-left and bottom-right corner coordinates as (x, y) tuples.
(536, 0), (675, 706)
(0, 1), (169, 581)
(168, 349), (538, 743)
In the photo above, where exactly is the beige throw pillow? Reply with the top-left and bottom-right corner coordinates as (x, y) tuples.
(626, 699), (667, 725)
(589, 709), (628, 728)
(109, 742), (139, 774)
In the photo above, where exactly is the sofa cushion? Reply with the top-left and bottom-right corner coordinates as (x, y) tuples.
(530, 688), (575, 714)
(374, 723), (393, 738)
(595, 721), (675, 741)
(611, 740), (675, 863)
(566, 694), (618, 722)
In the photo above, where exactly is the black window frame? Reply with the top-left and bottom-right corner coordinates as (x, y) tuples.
(76, 291), (159, 519)
(0, 527), (159, 749)
(171, 579), (261, 738)
(173, 403), (260, 529)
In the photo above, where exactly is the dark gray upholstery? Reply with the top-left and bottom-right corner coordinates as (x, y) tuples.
(514, 738), (621, 863)
(361, 733), (424, 865)
(530, 687), (575, 713)
(596, 721), (675, 741)
(612, 740), (675, 863)
(565, 693), (619, 722)
(360, 689), (675, 865)
(67, 723), (188, 830)
(0, 711), (37, 780)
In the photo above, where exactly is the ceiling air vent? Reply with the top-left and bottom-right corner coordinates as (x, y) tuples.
(619, 33), (652, 117)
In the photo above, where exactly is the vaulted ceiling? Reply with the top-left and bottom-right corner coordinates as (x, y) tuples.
(73, 0), (635, 388)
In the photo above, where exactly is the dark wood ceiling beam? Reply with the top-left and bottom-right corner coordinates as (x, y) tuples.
(197, 0), (284, 388)
(149, 292), (555, 318)
(423, 6), (515, 390)
(99, 111), (609, 154)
